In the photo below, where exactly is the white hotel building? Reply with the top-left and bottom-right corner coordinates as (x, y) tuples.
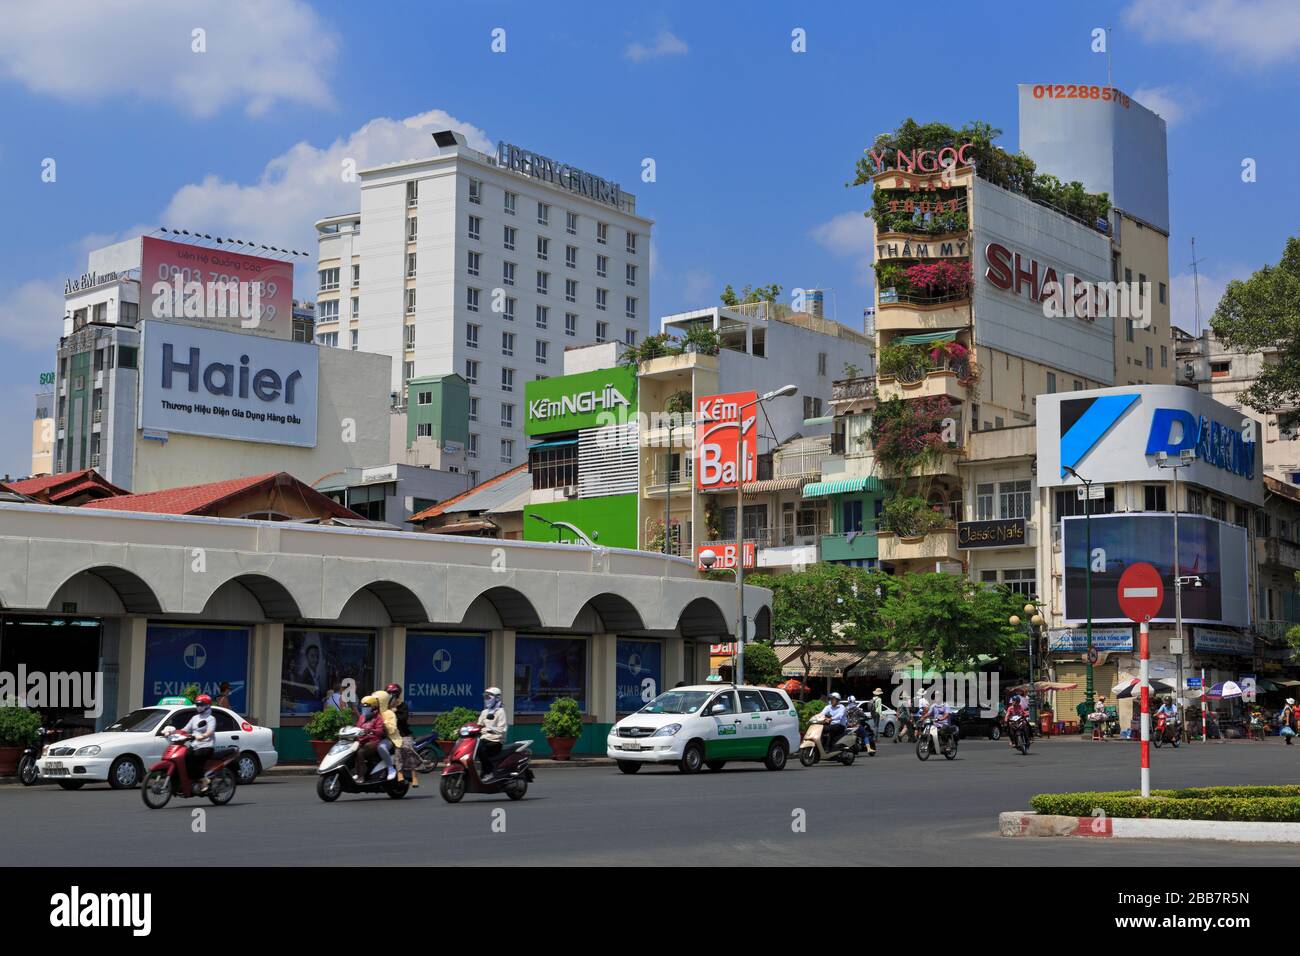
(315, 131), (654, 483)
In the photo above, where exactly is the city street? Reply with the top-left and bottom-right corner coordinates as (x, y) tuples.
(5, 738), (1298, 866)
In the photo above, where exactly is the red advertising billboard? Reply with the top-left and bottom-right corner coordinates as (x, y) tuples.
(140, 236), (294, 339)
(696, 542), (755, 571)
(694, 390), (757, 492)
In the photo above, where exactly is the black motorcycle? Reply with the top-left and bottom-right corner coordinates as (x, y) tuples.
(17, 725), (48, 786)
(1007, 714), (1032, 755)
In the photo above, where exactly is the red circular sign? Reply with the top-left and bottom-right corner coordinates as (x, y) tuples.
(1117, 563), (1164, 622)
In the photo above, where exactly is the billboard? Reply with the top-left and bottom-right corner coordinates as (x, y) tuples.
(514, 636), (586, 713)
(695, 391), (757, 492)
(615, 640), (662, 713)
(141, 236), (293, 339)
(1061, 513), (1250, 627)
(143, 625), (249, 712)
(280, 629), (375, 716)
(404, 633), (486, 714)
(139, 320), (318, 447)
(525, 365), (636, 436)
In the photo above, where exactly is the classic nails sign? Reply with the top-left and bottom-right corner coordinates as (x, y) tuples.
(695, 391), (757, 492)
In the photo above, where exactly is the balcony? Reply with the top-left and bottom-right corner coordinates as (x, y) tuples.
(1258, 536), (1300, 570)
(877, 366), (973, 404)
(821, 530), (877, 563)
(831, 377), (876, 405)
(875, 294), (972, 332)
(877, 528), (960, 564)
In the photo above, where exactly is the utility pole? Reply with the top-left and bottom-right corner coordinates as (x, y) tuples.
(1190, 237), (1208, 337)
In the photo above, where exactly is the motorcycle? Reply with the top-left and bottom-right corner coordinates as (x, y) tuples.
(316, 725), (411, 802)
(141, 730), (238, 808)
(916, 718), (958, 761)
(1153, 712), (1181, 749)
(439, 722), (534, 803)
(18, 725), (49, 786)
(1007, 714), (1032, 755)
(411, 731), (443, 774)
(798, 715), (857, 767)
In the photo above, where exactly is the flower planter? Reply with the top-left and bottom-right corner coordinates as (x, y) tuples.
(309, 740), (335, 763)
(547, 736), (577, 761)
(439, 740), (458, 758)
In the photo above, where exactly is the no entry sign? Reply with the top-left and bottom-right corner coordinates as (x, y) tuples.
(1117, 562), (1164, 623)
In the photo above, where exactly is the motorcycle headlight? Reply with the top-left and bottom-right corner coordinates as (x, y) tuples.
(651, 723), (682, 737)
(75, 745), (101, 756)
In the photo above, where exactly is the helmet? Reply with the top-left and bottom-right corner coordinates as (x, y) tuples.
(385, 683), (401, 696)
(195, 694), (212, 706)
(846, 695), (857, 704)
(361, 695), (379, 708)
(485, 686), (503, 698)
(1011, 695), (1021, 704)
(829, 692), (841, 701)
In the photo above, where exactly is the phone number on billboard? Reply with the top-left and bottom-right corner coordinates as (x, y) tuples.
(1031, 84), (1130, 107)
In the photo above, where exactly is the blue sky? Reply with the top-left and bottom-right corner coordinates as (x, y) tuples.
(1, 0), (1298, 479)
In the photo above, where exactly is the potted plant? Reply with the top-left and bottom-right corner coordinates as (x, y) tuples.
(304, 706), (357, 763)
(0, 704), (43, 776)
(541, 697), (583, 760)
(434, 707), (480, 757)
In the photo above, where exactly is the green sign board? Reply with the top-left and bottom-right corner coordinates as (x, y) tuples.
(39, 372), (55, 386)
(523, 495), (639, 550)
(525, 366), (637, 437)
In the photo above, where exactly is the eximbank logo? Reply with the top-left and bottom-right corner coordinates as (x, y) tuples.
(528, 383), (630, 423)
(1058, 393), (1139, 477)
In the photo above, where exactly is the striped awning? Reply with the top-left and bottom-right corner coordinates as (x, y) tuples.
(742, 476), (812, 495)
(893, 330), (959, 345)
(802, 476), (885, 498)
(782, 651), (865, 678)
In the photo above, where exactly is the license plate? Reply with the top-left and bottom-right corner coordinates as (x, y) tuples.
(46, 761), (63, 769)
(623, 741), (641, 751)
(46, 766), (69, 775)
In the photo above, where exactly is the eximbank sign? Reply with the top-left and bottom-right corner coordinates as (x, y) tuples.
(525, 366), (637, 437)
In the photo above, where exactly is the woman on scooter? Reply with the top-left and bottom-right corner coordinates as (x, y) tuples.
(353, 696), (387, 783)
(477, 687), (508, 777)
(373, 689), (402, 781)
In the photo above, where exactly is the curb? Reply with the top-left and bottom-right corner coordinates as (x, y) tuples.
(999, 810), (1300, 843)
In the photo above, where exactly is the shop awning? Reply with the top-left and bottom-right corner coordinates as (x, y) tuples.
(528, 438), (578, 450)
(743, 476), (813, 495)
(782, 651), (865, 678)
(893, 330), (959, 345)
(803, 415), (835, 427)
(847, 651), (921, 676)
(803, 476), (884, 498)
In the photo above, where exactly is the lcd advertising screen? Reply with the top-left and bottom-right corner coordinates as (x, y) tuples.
(1061, 513), (1250, 627)
(280, 629), (375, 716)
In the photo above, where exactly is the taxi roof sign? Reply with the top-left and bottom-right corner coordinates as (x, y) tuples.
(157, 696), (192, 706)
(705, 675), (723, 683)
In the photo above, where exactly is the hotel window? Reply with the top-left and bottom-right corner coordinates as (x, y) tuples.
(464, 359), (479, 385)
(501, 439), (514, 464)
(502, 331), (515, 356)
(503, 261), (515, 286)
(503, 297), (516, 322)
(626, 231), (637, 254)
(536, 340), (549, 364)
(565, 245), (577, 269)
(501, 367), (515, 392)
(626, 263), (637, 286)
(537, 236), (549, 261)
(535, 305), (549, 329)
(406, 180), (419, 207)
(1234, 504), (1249, 528)
(468, 434), (479, 459)
(565, 279), (577, 303)
(407, 218), (418, 242)
(501, 403), (514, 428)
(596, 222), (608, 244)
(999, 480), (1032, 520)
(625, 295), (637, 319)
(468, 178), (482, 204)
(405, 289), (416, 314)
(624, 328), (637, 346)
(976, 484), (995, 520)
(466, 323), (480, 348)
(351, 264), (360, 286)
(467, 250), (480, 276)
(503, 225), (516, 251)
(1046, 372), (1056, 393)
(466, 287), (480, 312)
(93, 302), (108, 323)
(121, 301), (139, 325)
(1144, 485), (1167, 511)
(596, 254), (608, 278)
(565, 312), (578, 336)
(596, 288), (607, 311)
(566, 211), (578, 235)
(1145, 346), (1153, 369)
(317, 299), (339, 321)
(1073, 379), (1082, 391)
(467, 397), (479, 422)
(1160, 345), (1168, 368)
(595, 320), (608, 343)
(352, 329), (359, 350)
(1002, 568), (1037, 598)
(1125, 317), (1134, 342)
(1187, 489), (1204, 515)
(468, 215), (481, 240)
(1138, 273), (1147, 307)
(536, 271), (549, 295)
(1210, 497), (1227, 521)
(350, 297), (359, 319)
(536, 202), (549, 226)
(980, 570), (1000, 587)
(319, 267), (339, 292)
(504, 190), (516, 215)
(406, 253), (417, 277)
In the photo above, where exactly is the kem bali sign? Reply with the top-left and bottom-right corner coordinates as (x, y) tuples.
(694, 391), (758, 492)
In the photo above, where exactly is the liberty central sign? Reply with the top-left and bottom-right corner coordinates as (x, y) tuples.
(528, 383), (630, 423)
(497, 141), (625, 209)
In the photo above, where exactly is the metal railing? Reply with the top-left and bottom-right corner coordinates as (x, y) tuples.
(831, 377), (876, 403)
(773, 447), (828, 478)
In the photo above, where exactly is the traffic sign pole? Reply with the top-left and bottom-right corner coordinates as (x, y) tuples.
(1140, 618), (1150, 798)
(1116, 562), (1163, 800)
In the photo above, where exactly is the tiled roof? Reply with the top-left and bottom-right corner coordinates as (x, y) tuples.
(7, 469), (130, 502)
(409, 464), (529, 521)
(81, 472), (358, 519)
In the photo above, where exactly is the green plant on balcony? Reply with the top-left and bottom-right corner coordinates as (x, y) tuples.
(720, 282), (782, 306)
(681, 324), (721, 356)
(904, 261), (972, 298)
(871, 193), (969, 237)
(874, 262), (915, 298)
(704, 497), (722, 541)
(880, 495), (948, 537)
(877, 342), (930, 383)
(665, 389), (692, 414)
(621, 332), (677, 368)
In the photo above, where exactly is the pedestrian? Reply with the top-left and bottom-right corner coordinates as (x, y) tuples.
(1282, 698), (1298, 745)
(385, 682), (421, 787)
(214, 682), (232, 710)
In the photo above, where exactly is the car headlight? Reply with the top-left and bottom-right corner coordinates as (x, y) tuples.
(75, 745), (102, 756)
(651, 723), (682, 737)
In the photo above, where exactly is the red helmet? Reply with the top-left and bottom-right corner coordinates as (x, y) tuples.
(385, 683), (401, 696)
(195, 694), (212, 705)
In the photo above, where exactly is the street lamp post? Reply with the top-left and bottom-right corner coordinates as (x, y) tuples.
(1157, 448), (1195, 738)
(1010, 603), (1044, 724)
(1063, 465), (1095, 704)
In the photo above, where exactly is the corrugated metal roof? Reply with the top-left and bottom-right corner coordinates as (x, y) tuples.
(442, 467), (532, 515)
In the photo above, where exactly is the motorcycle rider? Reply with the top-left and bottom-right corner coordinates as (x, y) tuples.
(1155, 696), (1179, 738)
(477, 687), (508, 779)
(845, 696), (871, 753)
(180, 694), (218, 792)
(924, 698), (956, 752)
(353, 695), (387, 783)
(373, 689), (402, 781)
(1283, 698), (1299, 745)
(818, 692), (848, 750)
(1003, 694), (1029, 749)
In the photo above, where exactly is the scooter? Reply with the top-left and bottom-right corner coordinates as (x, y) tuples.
(1007, 713), (1032, 755)
(798, 715), (857, 766)
(316, 726), (411, 802)
(17, 725), (49, 786)
(141, 729), (238, 808)
(439, 722), (534, 803)
(1152, 712), (1181, 749)
(916, 718), (958, 761)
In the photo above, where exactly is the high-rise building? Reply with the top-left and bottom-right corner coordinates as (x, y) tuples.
(315, 131), (654, 482)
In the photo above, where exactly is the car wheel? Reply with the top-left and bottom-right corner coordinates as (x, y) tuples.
(989, 724), (1002, 741)
(880, 722), (895, 739)
(705, 760), (727, 772)
(235, 752), (260, 785)
(616, 760), (642, 774)
(57, 780), (85, 790)
(108, 756), (142, 790)
(678, 742), (704, 774)
(764, 740), (788, 771)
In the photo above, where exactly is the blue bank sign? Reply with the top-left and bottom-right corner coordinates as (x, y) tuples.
(139, 320), (318, 447)
(143, 625), (249, 711)
(404, 633), (486, 714)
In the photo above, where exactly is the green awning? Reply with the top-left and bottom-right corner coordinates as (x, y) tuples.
(893, 330), (959, 345)
(802, 476), (884, 498)
(528, 438), (578, 450)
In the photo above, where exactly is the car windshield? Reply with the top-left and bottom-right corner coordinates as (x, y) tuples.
(638, 690), (713, 715)
(104, 709), (169, 733)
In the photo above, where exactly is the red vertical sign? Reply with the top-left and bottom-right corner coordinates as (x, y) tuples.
(694, 391), (757, 492)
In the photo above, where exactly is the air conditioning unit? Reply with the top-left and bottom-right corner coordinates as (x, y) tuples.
(1182, 362), (1196, 381)
(562, 484), (580, 498)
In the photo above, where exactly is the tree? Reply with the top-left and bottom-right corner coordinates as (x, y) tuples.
(742, 640), (783, 685)
(721, 282), (782, 306)
(877, 573), (1023, 670)
(1210, 237), (1300, 427)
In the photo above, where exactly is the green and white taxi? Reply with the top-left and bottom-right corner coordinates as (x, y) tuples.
(607, 683), (799, 774)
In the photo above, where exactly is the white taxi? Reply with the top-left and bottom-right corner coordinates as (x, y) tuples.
(36, 701), (278, 789)
(607, 683), (799, 774)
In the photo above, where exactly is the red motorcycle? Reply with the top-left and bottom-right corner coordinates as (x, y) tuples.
(1153, 711), (1181, 749)
(439, 722), (534, 803)
(141, 730), (239, 809)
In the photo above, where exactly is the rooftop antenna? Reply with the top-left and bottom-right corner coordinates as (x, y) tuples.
(1106, 24), (1113, 89)
(1190, 236), (1208, 336)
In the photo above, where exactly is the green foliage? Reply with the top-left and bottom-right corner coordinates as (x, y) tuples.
(541, 697), (583, 738)
(620, 332), (677, 367)
(842, 362), (863, 379)
(797, 699), (827, 733)
(721, 282), (782, 306)
(880, 494), (948, 536)
(1030, 785), (1300, 821)
(180, 683), (201, 702)
(877, 342), (931, 380)
(869, 395), (954, 477)
(304, 706), (357, 741)
(1210, 237), (1300, 426)
(748, 566), (896, 669)
(665, 389), (692, 414)
(681, 325), (721, 355)
(0, 706), (43, 746)
(877, 573), (1022, 670)
(434, 707), (480, 741)
(743, 641), (783, 686)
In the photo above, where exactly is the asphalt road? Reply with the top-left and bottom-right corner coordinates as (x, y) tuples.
(4, 737), (1299, 866)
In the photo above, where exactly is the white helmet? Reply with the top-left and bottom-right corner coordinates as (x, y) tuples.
(846, 695), (857, 704)
(829, 692), (842, 701)
(1288, 698), (1296, 706)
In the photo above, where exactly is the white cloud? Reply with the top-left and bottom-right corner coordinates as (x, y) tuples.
(810, 211), (875, 282)
(624, 31), (689, 62)
(0, 0), (338, 117)
(1124, 0), (1300, 65)
(1130, 85), (1199, 127)
(0, 278), (68, 350)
